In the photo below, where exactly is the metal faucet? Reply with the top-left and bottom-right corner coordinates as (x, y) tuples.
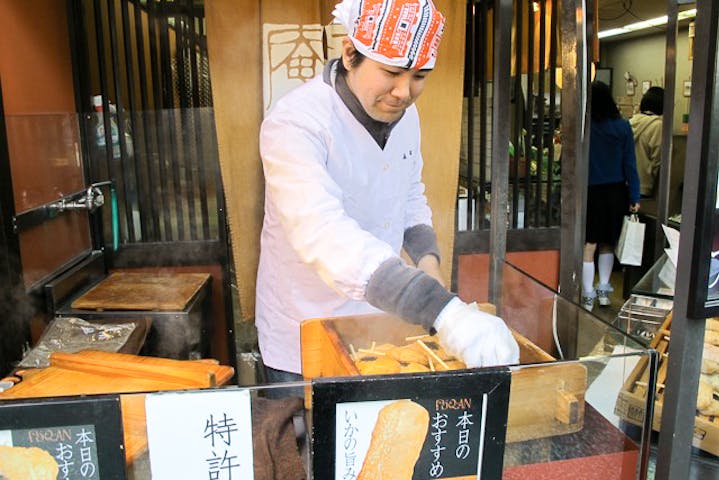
(50, 186), (105, 213)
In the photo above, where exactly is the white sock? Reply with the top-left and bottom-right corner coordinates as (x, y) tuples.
(598, 253), (614, 287)
(582, 262), (595, 294)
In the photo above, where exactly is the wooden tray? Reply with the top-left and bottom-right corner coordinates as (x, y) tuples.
(614, 312), (719, 456)
(301, 312), (587, 443)
(0, 350), (235, 465)
(71, 272), (210, 311)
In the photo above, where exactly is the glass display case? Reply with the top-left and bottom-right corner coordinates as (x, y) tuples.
(498, 261), (656, 479)
(0, 262), (656, 479)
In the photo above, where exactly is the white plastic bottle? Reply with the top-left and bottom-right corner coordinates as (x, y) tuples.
(92, 95), (120, 157)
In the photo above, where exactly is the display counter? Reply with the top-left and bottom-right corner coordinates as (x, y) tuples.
(0, 263), (656, 479)
(625, 248), (719, 458)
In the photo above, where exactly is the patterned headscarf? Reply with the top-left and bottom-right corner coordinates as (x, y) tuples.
(332, 0), (445, 70)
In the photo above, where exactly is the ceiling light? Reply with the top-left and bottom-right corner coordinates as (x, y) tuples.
(598, 8), (697, 39)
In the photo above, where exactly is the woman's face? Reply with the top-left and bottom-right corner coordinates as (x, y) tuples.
(342, 39), (431, 123)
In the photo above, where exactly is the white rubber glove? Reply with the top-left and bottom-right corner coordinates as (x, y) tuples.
(434, 298), (520, 368)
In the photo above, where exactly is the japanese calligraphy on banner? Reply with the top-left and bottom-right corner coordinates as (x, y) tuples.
(313, 369), (511, 480)
(0, 395), (126, 479)
(146, 388), (254, 480)
(261, 23), (347, 114)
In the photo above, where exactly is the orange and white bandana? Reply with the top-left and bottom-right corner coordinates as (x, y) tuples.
(332, 0), (445, 70)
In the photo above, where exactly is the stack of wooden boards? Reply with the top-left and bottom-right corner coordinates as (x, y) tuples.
(0, 350), (235, 465)
(615, 313), (719, 456)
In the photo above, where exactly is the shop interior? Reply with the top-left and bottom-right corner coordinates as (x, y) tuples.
(0, 0), (718, 479)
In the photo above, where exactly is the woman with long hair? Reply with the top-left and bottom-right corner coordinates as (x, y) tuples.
(582, 81), (641, 311)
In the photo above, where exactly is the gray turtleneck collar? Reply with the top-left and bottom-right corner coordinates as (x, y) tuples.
(323, 59), (401, 149)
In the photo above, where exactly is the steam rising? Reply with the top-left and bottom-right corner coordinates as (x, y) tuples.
(0, 281), (37, 376)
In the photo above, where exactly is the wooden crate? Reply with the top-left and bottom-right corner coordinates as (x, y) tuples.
(614, 312), (719, 456)
(301, 312), (587, 443)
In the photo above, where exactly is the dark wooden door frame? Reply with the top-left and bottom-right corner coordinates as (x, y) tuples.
(0, 75), (32, 375)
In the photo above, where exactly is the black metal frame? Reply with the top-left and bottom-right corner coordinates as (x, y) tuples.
(639, 349), (659, 480)
(0, 75), (31, 375)
(554, 0), (592, 361)
(42, 250), (106, 315)
(0, 77), (20, 292)
(488, 0), (513, 306)
(654, 1), (679, 264)
(683, 6), (719, 319)
(656, 1), (718, 478)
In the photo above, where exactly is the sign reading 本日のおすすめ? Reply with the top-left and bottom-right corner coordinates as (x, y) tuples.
(262, 23), (347, 114)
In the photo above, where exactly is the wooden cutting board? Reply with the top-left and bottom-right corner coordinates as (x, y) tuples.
(0, 350), (235, 466)
(0, 350), (235, 399)
(71, 272), (210, 311)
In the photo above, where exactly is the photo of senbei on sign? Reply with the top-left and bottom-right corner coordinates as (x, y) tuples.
(312, 368), (512, 480)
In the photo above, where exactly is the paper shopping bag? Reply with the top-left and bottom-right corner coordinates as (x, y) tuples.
(615, 214), (646, 266)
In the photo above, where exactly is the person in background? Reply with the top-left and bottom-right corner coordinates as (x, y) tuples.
(582, 81), (641, 311)
(629, 86), (664, 213)
(257, 0), (519, 389)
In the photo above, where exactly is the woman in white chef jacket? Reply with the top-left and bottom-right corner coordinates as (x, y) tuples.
(257, 0), (519, 390)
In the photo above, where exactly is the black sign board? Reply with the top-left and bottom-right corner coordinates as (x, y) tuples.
(312, 368), (511, 480)
(0, 395), (126, 479)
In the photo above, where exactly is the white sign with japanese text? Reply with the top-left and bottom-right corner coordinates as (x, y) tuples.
(335, 399), (395, 480)
(146, 389), (254, 480)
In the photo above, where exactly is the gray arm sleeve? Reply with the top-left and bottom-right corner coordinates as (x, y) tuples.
(403, 224), (441, 264)
(365, 257), (456, 331)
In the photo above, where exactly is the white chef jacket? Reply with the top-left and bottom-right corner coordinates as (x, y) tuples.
(256, 69), (434, 373)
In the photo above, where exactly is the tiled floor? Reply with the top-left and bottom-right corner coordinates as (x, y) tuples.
(598, 269), (719, 479)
